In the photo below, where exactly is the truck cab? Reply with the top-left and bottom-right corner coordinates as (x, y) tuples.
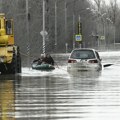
(0, 13), (21, 74)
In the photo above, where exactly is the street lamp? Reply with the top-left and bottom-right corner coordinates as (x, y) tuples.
(91, 9), (107, 49)
(106, 18), (116, 49)
(99, 13), (107, 50)
(101, 13), (107, 49)
(65, 1), (67, 45)
(54, 0), (64, 51)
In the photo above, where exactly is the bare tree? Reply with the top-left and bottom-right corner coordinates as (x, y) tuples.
(93, 0), (102, 12)
(109, 0), (118, 24)
(1, 0), (94, 54)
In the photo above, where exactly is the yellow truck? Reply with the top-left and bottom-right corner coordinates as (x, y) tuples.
(0, 13), (21, 74)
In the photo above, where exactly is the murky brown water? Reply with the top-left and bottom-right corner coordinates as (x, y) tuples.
(0, 51), (120, 120)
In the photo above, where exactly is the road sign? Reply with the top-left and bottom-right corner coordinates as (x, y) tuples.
(40, 30), (48, 36)
(75, 34), (82, 42)
(100, 36), (105, 40)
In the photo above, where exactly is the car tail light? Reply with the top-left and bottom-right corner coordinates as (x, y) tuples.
(68, 59), (77, 63)
(89, 59), (98, 63)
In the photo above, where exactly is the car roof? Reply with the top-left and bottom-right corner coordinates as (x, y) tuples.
(71, 48), (97, 52)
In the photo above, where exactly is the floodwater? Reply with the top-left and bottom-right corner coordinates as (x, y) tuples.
(0, 51), (120, 120)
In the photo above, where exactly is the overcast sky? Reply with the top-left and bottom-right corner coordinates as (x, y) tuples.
(91, 0), (120, 5)
(104, 0), (120, 4)
(104, 0), (110, 4)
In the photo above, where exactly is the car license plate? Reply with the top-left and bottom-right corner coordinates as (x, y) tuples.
(78, 60), (86, 63)
(78, 60), (87, 66)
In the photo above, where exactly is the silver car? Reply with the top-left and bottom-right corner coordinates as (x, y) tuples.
(67, 48), (102, 72)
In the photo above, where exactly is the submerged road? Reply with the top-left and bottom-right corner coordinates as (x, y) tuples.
(0, 51), (120, 120)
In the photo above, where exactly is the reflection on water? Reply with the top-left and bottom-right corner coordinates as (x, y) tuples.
(0, 75), (17, 120)
(68, 70), (101, 78)
(15, 67), (103, 119)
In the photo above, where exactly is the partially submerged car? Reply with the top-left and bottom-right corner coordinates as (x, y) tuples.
(67, 48), (102, 72)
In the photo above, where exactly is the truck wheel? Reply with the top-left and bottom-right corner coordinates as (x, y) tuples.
(9, 49), (17, 74)
(0, 64), (7, 74)
(17, 47), (21, 73)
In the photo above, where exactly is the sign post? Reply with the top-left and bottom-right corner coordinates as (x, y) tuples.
(75, 34), (82, 48)
(40, 30), (48, 54)
(76, 15), (82, 48)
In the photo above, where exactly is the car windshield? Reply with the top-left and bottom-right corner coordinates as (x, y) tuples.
(70, 50), (96, 59)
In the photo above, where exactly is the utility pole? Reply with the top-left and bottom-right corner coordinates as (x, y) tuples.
(73, 14), (75, 49)
(73, 0), (75, 49)
(103, 19), (106, 49)
(65, 1), (67, 45)
(106, 18), (116, 49)
(0, 0), (3, 12)
(55, 0), (57, 51)
(26, 0), (30, 68)
(78, 15), (81, 48)
(43, 0), (46, 54)
(114, 25), (116, 49)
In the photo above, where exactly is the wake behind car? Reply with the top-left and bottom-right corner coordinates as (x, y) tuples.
(67, 48), (102, 72)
